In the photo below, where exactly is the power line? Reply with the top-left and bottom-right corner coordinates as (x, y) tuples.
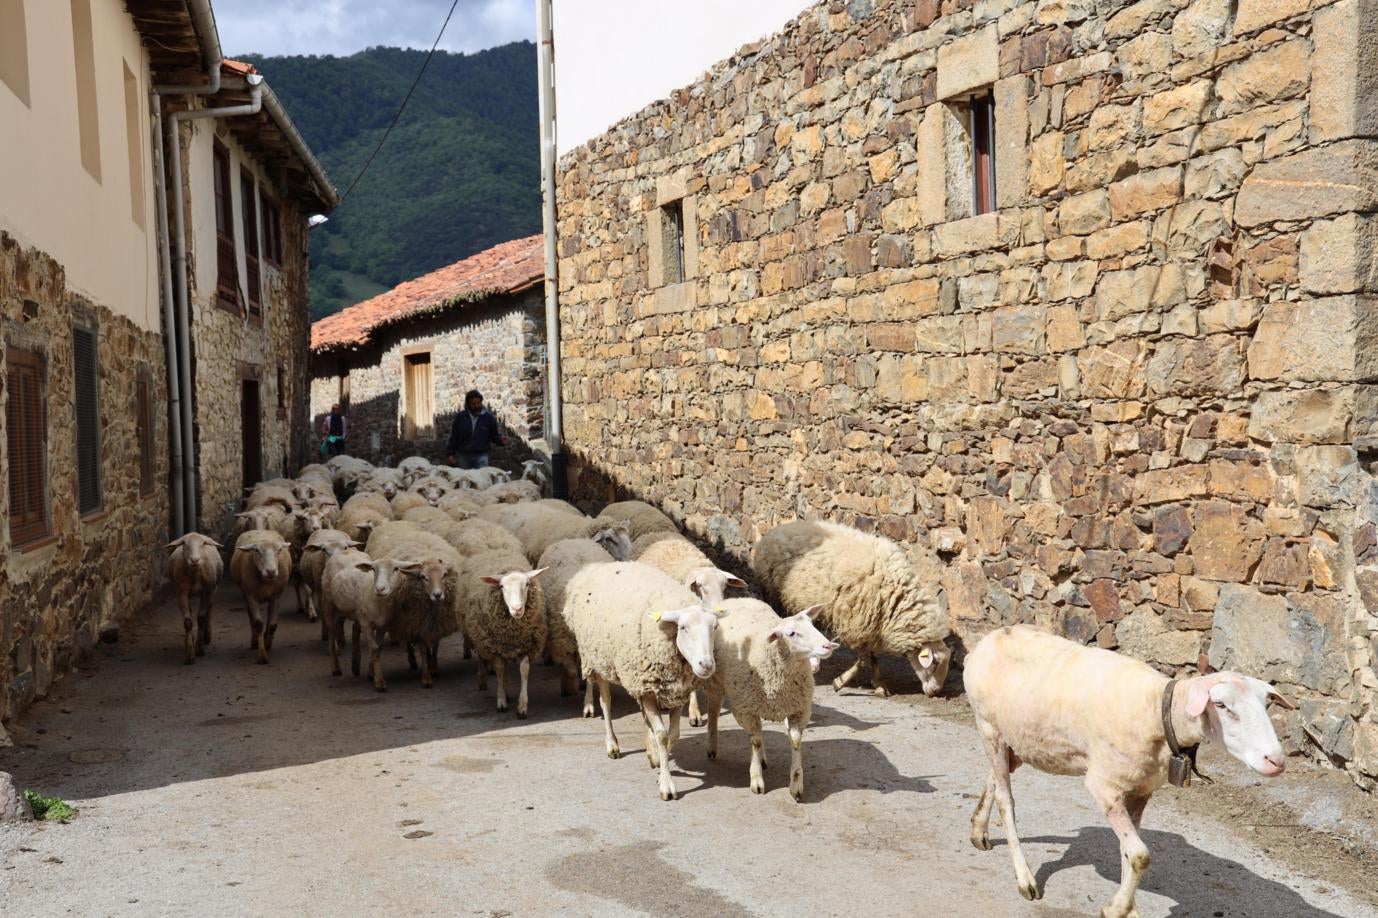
(336, 0), (461, 207)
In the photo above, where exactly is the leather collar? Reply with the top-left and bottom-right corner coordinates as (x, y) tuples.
(1162, 678), (1212, 787)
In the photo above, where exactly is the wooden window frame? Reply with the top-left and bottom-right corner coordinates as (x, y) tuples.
(401, 350), (435, 441)
(136, 368), (154, 497)
(73, 324), (102, 516)
(261, 193), (284, 266)
(970, 91), (997, 217)
(213, 139), (239, 312)
(6, 346), (50, 548)
(240, 166), (262, 320)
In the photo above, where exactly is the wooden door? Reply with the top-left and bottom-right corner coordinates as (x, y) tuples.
(241, 379), (262, 490)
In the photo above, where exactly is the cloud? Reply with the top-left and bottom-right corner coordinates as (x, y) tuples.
(213, 0), (535, 57)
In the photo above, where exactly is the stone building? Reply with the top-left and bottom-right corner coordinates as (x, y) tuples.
(0, 1), (333, 727)
(309, 235), (547, 467)
(555, 0), (1378, 787)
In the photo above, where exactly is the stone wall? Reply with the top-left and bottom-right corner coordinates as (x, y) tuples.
(556, 0), (1378, 787)
(0, 232), (169, 725)
(309, 289), (546, 468)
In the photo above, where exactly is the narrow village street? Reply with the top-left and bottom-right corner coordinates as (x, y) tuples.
(2, 586), (1375, 918)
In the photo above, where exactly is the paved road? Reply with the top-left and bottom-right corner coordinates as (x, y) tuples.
(1, 585), (1373, 917)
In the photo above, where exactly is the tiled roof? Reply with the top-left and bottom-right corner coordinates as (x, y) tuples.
(222, 58), (256, 76)
(311, 235), (546, 353)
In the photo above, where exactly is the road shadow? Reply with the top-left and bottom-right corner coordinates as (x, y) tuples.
(1022, 827), (1346, 918)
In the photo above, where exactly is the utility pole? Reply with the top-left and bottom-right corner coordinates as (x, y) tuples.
(537, 0), (567, 498)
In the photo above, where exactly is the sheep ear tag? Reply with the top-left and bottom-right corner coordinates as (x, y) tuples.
(917, 648), (934, 666)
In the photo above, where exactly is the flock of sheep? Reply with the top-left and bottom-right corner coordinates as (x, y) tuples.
(162, 452), (1294, 918)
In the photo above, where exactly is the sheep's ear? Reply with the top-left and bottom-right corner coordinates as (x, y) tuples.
(713, 606), (728, 618)
(725, 574), (748, 589)
(166, 536), (187, 550)
(303, 544), (323, 554)
(206, 539), (223, 549)
(235, 544), (253, 552)
(766, 628), (782, 643)
(916, 647), (934, 667)
(1268, 687), (1297, 710)
(1185, 679), (1213, 717)
(354, 560), (375, 573)
(527, 566), (548, 580)
(798, 604), (824, 620)
(481, 575), (503, 586)
(348, 540), (364, 548)
(650, 609), (681, 624)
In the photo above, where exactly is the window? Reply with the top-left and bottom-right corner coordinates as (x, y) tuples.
(240, 167), (262, 317)
(402, 352), (433, 440)
(659, 200), (685, 285)
(338, 373), (350, 412)
(123, 61), (145, 229)
(6, 347), (48, 546)
(261, 194), (283, 266)
(70, 0), (100, 181)
(213, 139), (238, 310)
(136, 369), (154, 496)
(73, 326), (101, 515)
(969, 91), (996, 216)
(0, 0), (30, 106)
(276, 363), (286, 416)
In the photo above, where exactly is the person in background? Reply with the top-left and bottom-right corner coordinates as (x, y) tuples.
(321, 403), (348, 457)
(447, 389), (505, 469)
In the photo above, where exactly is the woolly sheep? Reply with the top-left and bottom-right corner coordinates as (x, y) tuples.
(229, 529), (293, 664)
(245, 484), (297, 513)
(964, 625), (1292, 916)
(409, 474), (450, 504)
(338, 504), (388, 544)
(703, 599), (837, 800)
(598, 500), (678, 541)
(562, 562), (723, 800)
(232, 506), (286, 543)
(436, 490), (480, 521)
(439, 518), (524, 559)
(521, 459), (550, 494)
(402, 505), (454, 529)
(533, 498), (582, 517)
(753, 520), (950, 697)
(167, 533), (224, 664)
(390, 491), (429, 517)
(342, 491), (394, 521)
(471, 479), (540, 506)
(458, 549), (548, 718)
(398, 456), (434, 485)
(534, 538), (613, 711)
(319, 548), (420, 687)
(274, 506), (332, 620)
(508, 504), (632, 564)
(358, 468), (404, 500)
(299, 529), (362, 639)
(365, 524), (463, 687)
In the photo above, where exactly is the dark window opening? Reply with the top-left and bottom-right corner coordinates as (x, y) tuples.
(241, 167), (261, 317)
(261, 194), (283, 266)
(136, 369), (154, 497)
(970, 91), (996, 216)
(338, 373), (350, 412)
(74, 326), (101, 515)
(276, 363), (287, 416)
(660, 200), (685, 285)
(6, 347), (48, 547)
(213, 139), (238, 311)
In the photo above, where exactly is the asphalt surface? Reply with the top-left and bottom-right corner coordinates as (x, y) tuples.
(1, 583), (1373, 917)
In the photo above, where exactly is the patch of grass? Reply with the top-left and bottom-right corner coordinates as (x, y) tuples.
(22, 790), (76, 822)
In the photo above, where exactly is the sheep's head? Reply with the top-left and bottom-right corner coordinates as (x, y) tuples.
(684, 567), (748, 606)
(767, 605), (838, 671)
(237, 536), (285, 579)
(1186, 672), (1291, 777)
(650, 605), (724, 679)
(908, 641), (951, 696)
(521, 460), (545, 481)
(169, 533), (221, 568)
(592, 521), (633, 561)
(411, 477), (447, 505)
(294, 508), (329, 537)
(411, 558), (454, 604)
(235, 508), (279, 532)
(359, 558), (421, 598)
(481, 567), (546, 617)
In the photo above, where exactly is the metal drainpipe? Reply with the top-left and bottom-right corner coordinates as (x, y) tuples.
(166, 79), (265, 528)
(537, 0), (566, 499)
(148, 97), (184, 536)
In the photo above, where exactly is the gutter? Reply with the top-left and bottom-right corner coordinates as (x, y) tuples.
(537, 0), (566, 498)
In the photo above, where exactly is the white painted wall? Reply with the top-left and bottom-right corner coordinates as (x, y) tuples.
(551, 0), (814, 155)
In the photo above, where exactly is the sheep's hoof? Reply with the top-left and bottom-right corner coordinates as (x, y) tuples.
(183, 657), (194, 666)
(689, 716), (705, 727)
(374, 684), (387, 693)
(1019, 879), (1042, 902)
(707, 749), (716, 760)
(970, 833), (992, 852)
(517, 710), (528, 720)
(582, 707), (595, 718)
(790, 781), (804, 802)
(659, 783), (677, 801)
(607, 747), (621, 760)
(831, 677), (845, 692)
(872, 684), (891, 698)
(750, 779), (765, 795)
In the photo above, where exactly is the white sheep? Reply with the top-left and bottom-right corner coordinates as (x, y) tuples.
(521, 459), (550, 494)
(438, 518), (525, 559)
(357, 468), (404, 500)
(458, 549), (548, 718)
(436, 490), (480, 521)
(535, 538), (614, 712)
(229, 529), (293, 664)
(245, 484), (297, 513)
(533, 498), (583, 517)
(499, 504), (632, 564)
(341, 491), (394, 521)
(401, 505), (454, 529)
(299, 528), (362, 639)
(409, 473), (450, 504)
(703, 599), (837, 800)
(390, 491), (429, 517)
(470, 479), (540, 506)
(338, 504), (388, 544)
(232, 505), (285, 543)
(167, 533), (224, 664)
(753, 520), (950, 697)
(562, 561), (723, 800)
(398, 456), (434, 485)
(319, 547), (420, 686)
(964, 625), (1292, 916)
(598, 499), (678, 540)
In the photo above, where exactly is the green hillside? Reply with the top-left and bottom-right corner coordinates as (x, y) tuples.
(241, 43), (542, 319)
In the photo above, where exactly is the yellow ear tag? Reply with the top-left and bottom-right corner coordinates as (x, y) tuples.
(652, 611), (663, 622)
(918, 648), (934, 666)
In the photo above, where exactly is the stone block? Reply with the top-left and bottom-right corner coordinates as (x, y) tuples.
(1188, 500), (1264, 581)
(995, 76), (1029, 209)
(1232, 0), (1309, 34)
(1249, 387), (1355, 445)
(1235, 140), (1378, 227)
(1295, 445), (1361, 509)
(1299, 215), (1378, 295)
(1146, 335), (1245, 398)
(918, 104), (947, 226)
(1311, 0), (1378, 143)
(1116, 607), (1202, 665)
(1059, 190), (1111, 235)
(937, 25), (999, 101)
(1209, 585), (1347, 692)
(1135, 466), (1209, 504)
(0, 772), (31, 824)
(1143, 80), (1213, 135)
(1078, 340), (1148, 399)
(1172, 0), (1234, 58)
(1153, 505), (1193, 555)
(933, 213), (1002, 256)
(1029, 131), (1065, 196)
(1108, 167), (1182, 221)
(1216, 40), (1310, 117)
(1249, 297), (1378, 382)
(1045, 304), (1085, 352)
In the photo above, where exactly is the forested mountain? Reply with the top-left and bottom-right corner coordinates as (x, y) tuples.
(241, 43), (541, 319)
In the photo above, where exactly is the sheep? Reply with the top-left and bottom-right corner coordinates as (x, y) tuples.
(562, 561), (723, 800)
(398, 456), (434, 485)
(963, 625), (1292, 917)
(535, 538), (614, 710)
(439, 518), (525, 559)
(390, 491), (429, 517)
(470, 479), (540, 506)
(245, 484), (297, 513)
(297, 462), (334, 486)
(534, 498), (583, 517)
(319, 548), (421, 686)
(436, 491), (480, 521)
(365, 524), (463, 687)
(402, 505), (454, 529)
(753, 520), (951, 697)
(500, 503), (632, 564)
(521, 459), (550, 494)
(327, 455), (375, 494)
(702, 600), (837, 800)
(229, 528), (292, 664)
(275, 505), (332, 620)
(232, 506), (286, 542)
(338, 504), (388, 544)
(166, 533), (224, 664)
(598, 499), (678, 540)
(299, 529), (362, 639)
(358, 468), (404, 500)
(341, 491), (394, 521)
(441, 467), (486, 490)
(409, 473), (450, 504)
(457, 549), (548, 717)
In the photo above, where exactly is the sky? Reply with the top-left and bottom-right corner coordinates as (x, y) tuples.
(212, 0), (535, 58)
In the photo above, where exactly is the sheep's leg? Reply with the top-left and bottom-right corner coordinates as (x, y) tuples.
(494, 658), (509, 712)
(787, 715), (806, 801)
(351, 621), (362, 676)
(266, 596), (281, 654)
(643, 706), (661, 770)
(740, 711), (767, 794)
(970, 770), (997, 851)
(642, 696), (676, 801)
(296, 577), (312, 621)
(476, 652), (488, 691)
(368, 627), (387, 692)
(596, 676), (619, 759)
(462, 633), (472, 660)
(418, 643), (433, 688)
(687, 690), (705, 727)
(426, 641), (439, 673)
(407, 643), (419, 671)
(197, 589), (212, 652)
(317, 593), (330, 641)
(517, 656), (531, 720)
(1090, 780), (1150, 918)
(179, 589), (196, 664)
(245, 597), (259, 650)
(867, 652), (890, 698)
(327, 613), (343, 677)
(832, 654), (865, 692)
(582, 675), (596, 718)
(668, 706), (681, 755)
(980, 721), (1039, 901)
(705, 688), (723, 760)
(250, 599), (269, 664)
(558, 659), (577, 698)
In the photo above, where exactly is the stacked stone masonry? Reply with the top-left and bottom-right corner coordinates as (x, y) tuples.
(556, 0), (1378, 787)
(309, 289), (547, 468)
(0, 233), (169, 723)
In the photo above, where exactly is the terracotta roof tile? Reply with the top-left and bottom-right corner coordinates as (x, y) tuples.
(222, 58), (257, 76)
(311, 235), (545, 353)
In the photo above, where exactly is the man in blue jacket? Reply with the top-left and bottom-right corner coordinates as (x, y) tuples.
(447, 389), (506, 469)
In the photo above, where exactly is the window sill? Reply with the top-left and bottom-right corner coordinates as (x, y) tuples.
(81, 508), (109, 525)
(10, 533), (58, 555)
